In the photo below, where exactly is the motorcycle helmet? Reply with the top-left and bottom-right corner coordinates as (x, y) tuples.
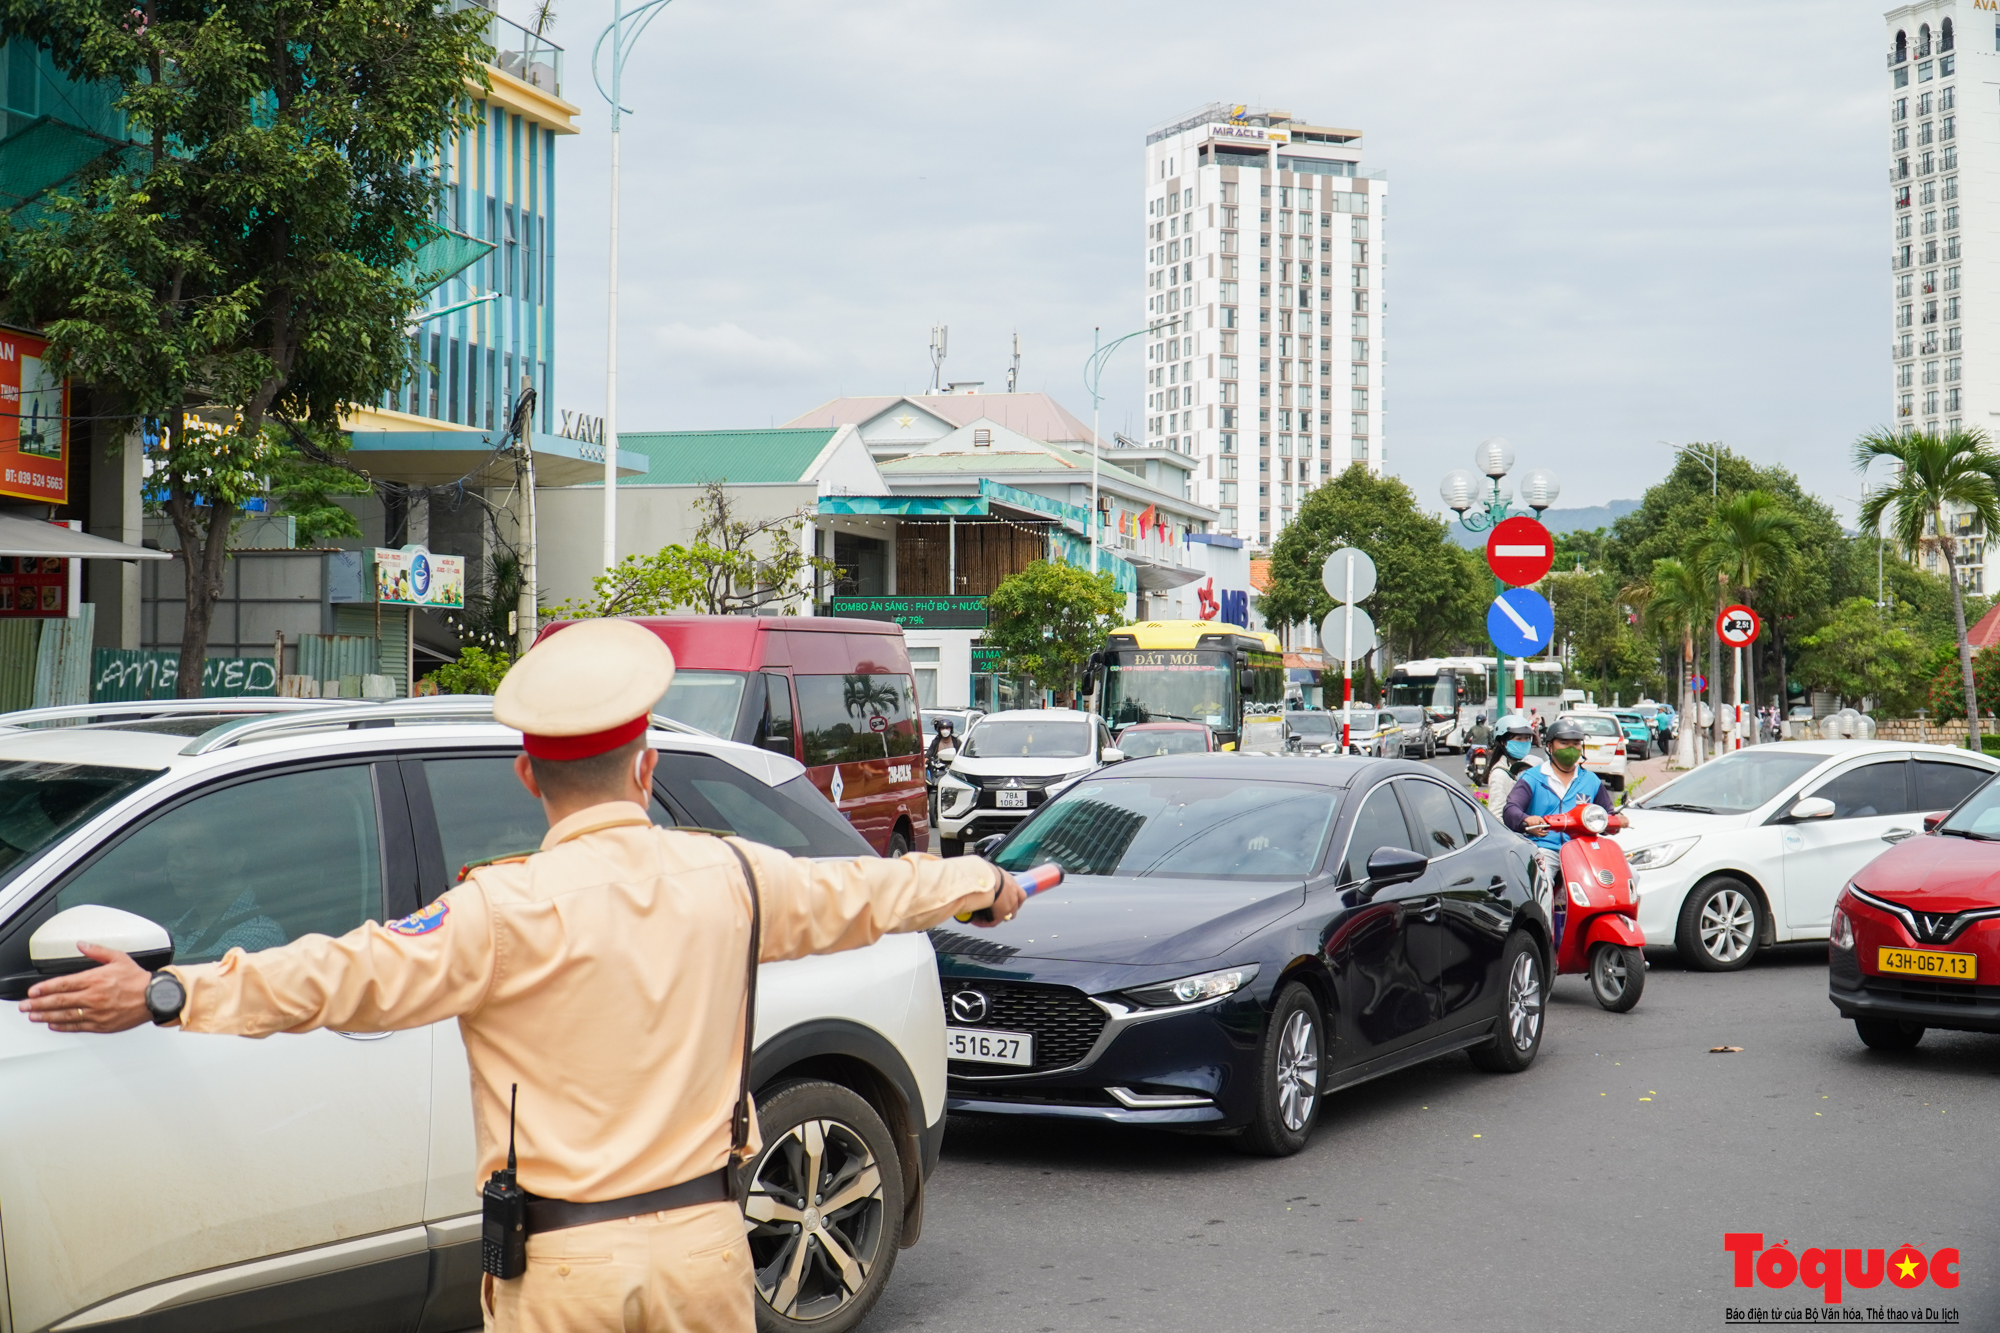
(1498, 713), (1533, 737)
(1547, 717), (1586, 745)
(1499, 713), (1535, 761)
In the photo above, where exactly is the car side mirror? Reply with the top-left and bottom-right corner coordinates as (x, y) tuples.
(0, 905), (175, 1001)
(1100, 747), (1124, 764)
(1788, 796), (1836, 821)
(1923, 810), (1949, 832)
(1361, 846), (1428, 898)
(971, 834), (1007, 859)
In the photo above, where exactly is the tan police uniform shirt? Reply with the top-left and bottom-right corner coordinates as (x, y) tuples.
(166, 801), (1002, 1204)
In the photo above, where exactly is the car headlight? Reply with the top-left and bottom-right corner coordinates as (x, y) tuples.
(1624, 836), (1698, 871)
(939, 773), (975, 812)
(1121, 964), (1260, 1009)
(1831, 906), (1855, 950)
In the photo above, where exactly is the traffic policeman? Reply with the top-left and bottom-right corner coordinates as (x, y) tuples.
(19, 618), (1024, 1332)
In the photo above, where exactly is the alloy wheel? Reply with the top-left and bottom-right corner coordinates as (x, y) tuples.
(1506, 950), (1543, 1051)
(745, 1117), (887, 1322)
(1698, 888), (1756, 964)
(1275, 1008), (1320, 1132)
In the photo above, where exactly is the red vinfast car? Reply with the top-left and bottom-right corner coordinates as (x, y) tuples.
(1829, 770), (2000, 1049)
(1113, 720), (1215, 758)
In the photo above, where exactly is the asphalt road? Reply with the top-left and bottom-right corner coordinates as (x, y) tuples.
(881, 753), (1997, 1331)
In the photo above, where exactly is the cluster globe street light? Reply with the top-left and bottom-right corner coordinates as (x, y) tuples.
(1441, 437), (1560, 720)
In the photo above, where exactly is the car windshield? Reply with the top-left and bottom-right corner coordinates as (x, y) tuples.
(1565, 715), (1620, 737)
(993, 777), (1340, 881)
(1937, 774), (2000, 837)
(1387, 707), (1426, 726)
(1287, 714), (1336, 735)
(960, 720), (1094, 759)
(1118, 728), (1209, 757)
(1332, 710), (1378, 731)
(1634, 750), (1824, 814)
(0, 761), (163, 886)
(654, 670), (748, 738)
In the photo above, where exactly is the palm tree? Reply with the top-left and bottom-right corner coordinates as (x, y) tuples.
(1626, 557), (1709, 768)
(1696, 491), (1798, 748)
(1856, 426), (2000, 747)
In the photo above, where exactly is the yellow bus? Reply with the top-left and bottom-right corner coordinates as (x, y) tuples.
(1088, 620), (1286, 748)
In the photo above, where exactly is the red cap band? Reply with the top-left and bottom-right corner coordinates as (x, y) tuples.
(520, 714), (648, 761)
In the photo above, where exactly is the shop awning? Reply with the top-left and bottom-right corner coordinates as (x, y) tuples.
(0, 514), (169, 560)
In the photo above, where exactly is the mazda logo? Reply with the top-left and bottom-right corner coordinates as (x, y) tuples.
(950, 990), (990, 1024)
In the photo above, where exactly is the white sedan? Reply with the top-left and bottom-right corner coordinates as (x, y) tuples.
(1621, 741), (1999, 970)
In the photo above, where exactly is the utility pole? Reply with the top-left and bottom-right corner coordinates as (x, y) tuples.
(1082, 324), (1149, 574)
(1007, 331), (1021, 394)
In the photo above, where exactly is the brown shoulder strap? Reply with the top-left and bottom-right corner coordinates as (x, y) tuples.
(719, 838), (762, 1177)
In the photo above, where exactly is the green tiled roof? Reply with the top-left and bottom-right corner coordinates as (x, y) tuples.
(615, 429), (836, 485)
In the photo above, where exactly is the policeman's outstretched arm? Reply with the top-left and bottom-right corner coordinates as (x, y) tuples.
(742, 840), (1022, 963)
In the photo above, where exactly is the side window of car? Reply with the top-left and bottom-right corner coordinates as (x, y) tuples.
(1807, 760), (1913, 819)
(420, 755), (674, 888)
(755, 673), (797, 759)
(1339, 782), (1417, 885)
(796, 674), (921, 767)
(54, 765), (384, 964)
(1915, 760), (1992, 812)
(1399, 779), (1467, 855)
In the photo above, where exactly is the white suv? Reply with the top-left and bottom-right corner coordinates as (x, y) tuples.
(933, 709), (1117, 854)
(0, 699), (945, 1333)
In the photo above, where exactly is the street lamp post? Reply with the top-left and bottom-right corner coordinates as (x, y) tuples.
(591, 0), (675, 575)
(1081, 324), (1150, 572)
(1440, 438), (1559, 717)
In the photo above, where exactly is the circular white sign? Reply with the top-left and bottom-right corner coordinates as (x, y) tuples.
(1320, 547), (1377, 604)
(1319, 605), (1378, 663)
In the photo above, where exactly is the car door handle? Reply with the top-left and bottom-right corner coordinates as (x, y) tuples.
(1414, 896), (1441, 923)
(1882, 827), (1917, 844)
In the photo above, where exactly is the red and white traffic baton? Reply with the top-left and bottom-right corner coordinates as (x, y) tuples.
(956, 862), (1063, 924)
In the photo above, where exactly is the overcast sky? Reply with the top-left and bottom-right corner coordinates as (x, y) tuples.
(519, 0), (1895, 521)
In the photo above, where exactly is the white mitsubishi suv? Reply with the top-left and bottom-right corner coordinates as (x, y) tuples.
(0, 698), (945, 1333)
(933, 709), (1119, 855)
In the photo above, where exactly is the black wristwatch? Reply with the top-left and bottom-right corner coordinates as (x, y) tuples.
(145, 971), (186, 1027)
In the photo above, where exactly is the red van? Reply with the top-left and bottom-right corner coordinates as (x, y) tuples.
(538, 615), (928, 856)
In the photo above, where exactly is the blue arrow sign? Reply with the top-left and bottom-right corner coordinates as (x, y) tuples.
(1487, 587), (1554, 657)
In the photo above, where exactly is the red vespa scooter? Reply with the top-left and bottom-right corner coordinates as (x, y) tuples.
(1539, 803), (1645, 1012)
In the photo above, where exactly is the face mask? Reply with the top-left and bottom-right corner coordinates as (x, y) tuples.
(1551, 745), (1582, 766)
(1505, 739), (1530, 759)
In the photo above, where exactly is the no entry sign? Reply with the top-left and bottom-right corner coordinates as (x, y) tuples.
(1485, 516), (1554, 587)
(1716, 604), (1760, 648)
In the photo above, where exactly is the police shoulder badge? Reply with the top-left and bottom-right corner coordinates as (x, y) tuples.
(387, 900), (450, 936)
(456, 850), (536, 884)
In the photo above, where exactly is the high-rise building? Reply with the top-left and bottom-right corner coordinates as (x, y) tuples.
(1884, 8), (1983, 590)
(1142, 103), (1385, 547)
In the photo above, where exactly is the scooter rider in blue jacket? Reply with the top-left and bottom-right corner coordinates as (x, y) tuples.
(1501, 716), (1616, 950)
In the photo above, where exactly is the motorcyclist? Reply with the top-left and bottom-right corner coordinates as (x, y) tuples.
(1464, 712), (1494, 749)
(1501, 716), (1618, 953)
(925, 719), (959, 822)
(1484, 713), (1544, 819)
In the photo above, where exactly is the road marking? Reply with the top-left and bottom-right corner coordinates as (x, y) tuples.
(1496, 595), (1535, 636)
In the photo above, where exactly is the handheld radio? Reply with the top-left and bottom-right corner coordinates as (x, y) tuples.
(956, 862), (1063, 924)
(480, 1083), (528, 1279)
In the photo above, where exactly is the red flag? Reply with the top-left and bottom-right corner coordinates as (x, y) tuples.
(1138, 504), (1156, 536)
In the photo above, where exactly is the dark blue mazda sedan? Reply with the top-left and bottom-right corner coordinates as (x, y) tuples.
(933, 754), (1551, 1155)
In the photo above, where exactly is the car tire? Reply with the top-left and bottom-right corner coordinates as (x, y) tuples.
(887, 829), (910, 858)
(1854, 1018), (1926, 1050)
(1675, 877), (1762, 971)
(745, 1079), (905, 1333)
(1588, 942), (1644, 1013)
(1470, 932), (1545, 1073)
(940, 838), (964, 857)
(1236, 982), (1324, 1157)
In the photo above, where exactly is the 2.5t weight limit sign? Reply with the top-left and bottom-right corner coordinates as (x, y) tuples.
(1716, 604), (1761, 649)
(1485, 516), (1554, 587)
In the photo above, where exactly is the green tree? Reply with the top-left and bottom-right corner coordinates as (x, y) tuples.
(1548, 570), (1653, 702)
(1855, 427), (2000, 748)
(1259, 464), (1484, 662)
(552, 482), (840, 618)
(1696, 490), (1799, 743)
(0, 0), (491, 694)
(1624, 556), (1709, 766)
(422, 646), (513, 696)
(1795, 598), (1928, 716)
(983, 560), (1124, 705)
